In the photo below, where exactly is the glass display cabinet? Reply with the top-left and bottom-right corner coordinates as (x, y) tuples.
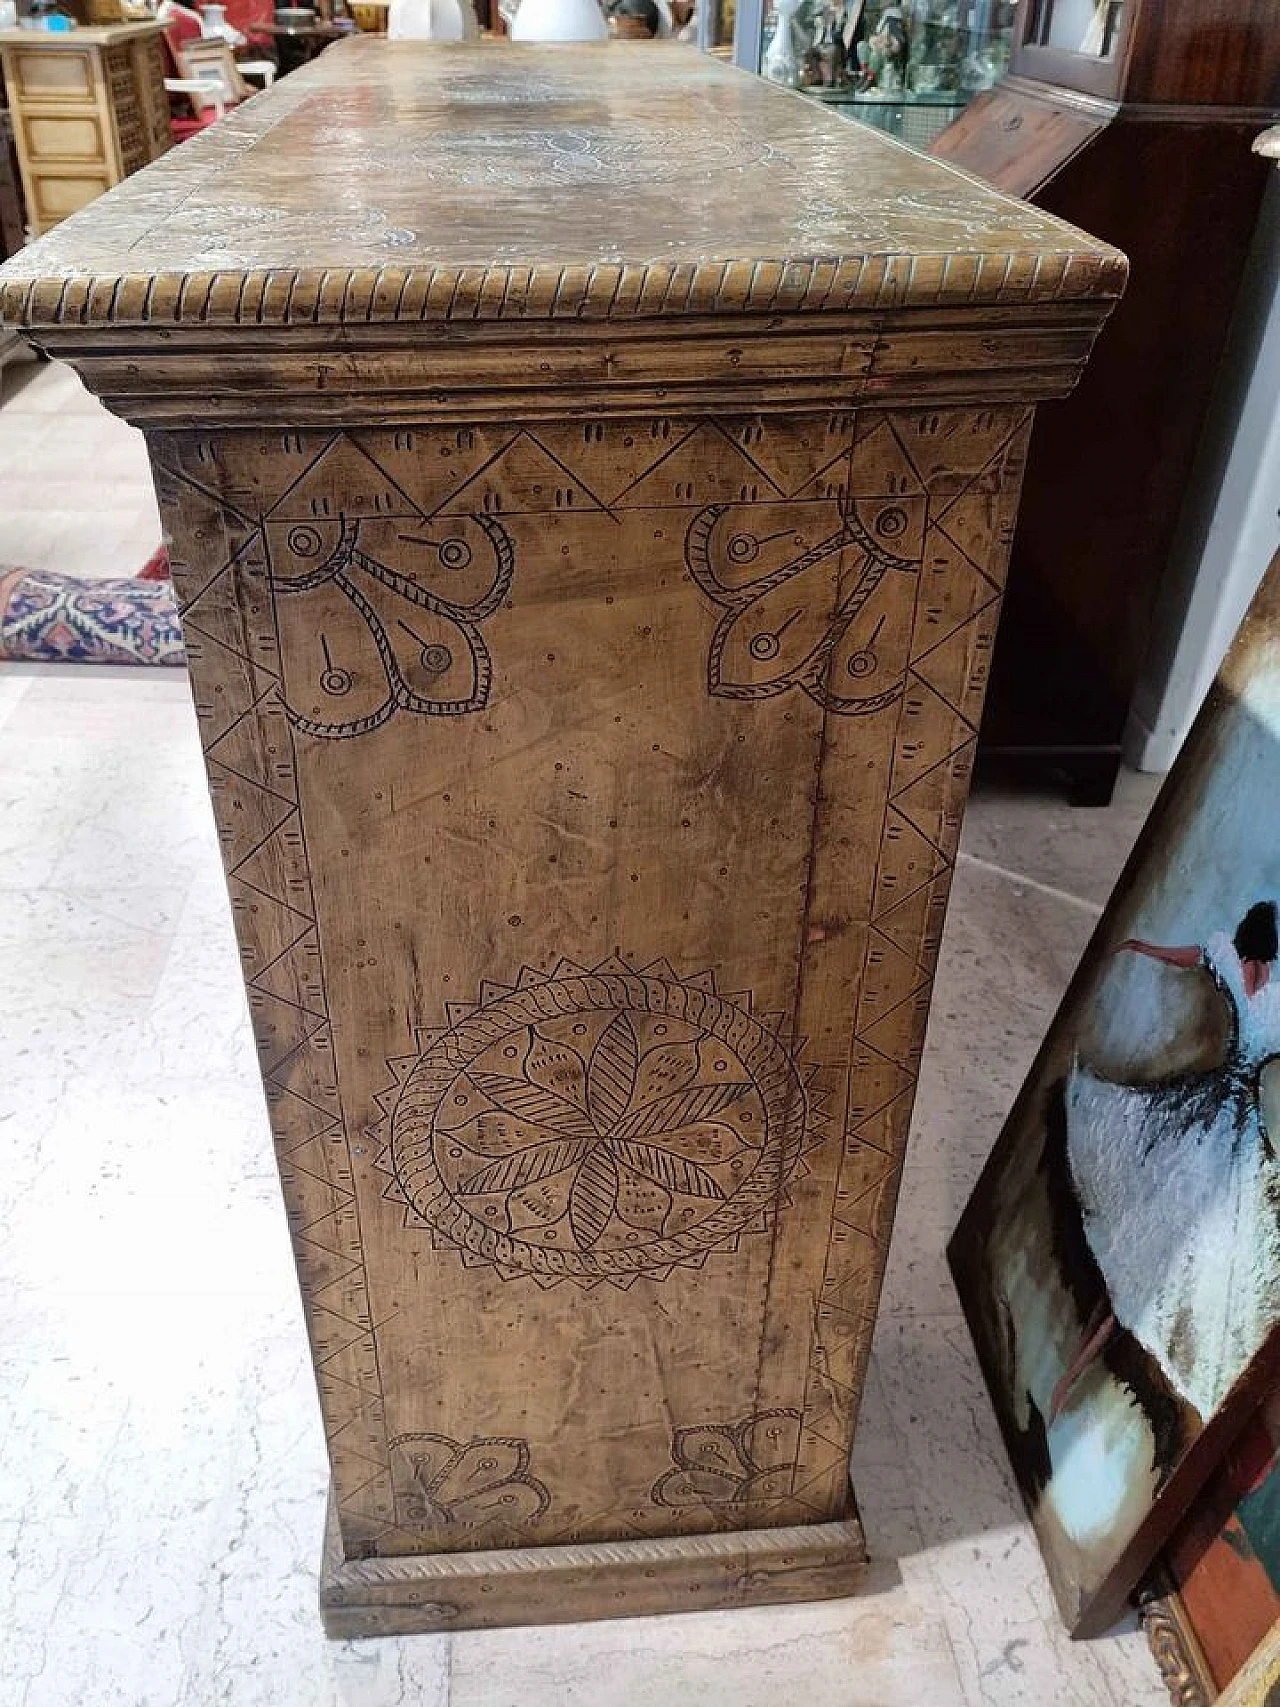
(733, 0), (1017, 150)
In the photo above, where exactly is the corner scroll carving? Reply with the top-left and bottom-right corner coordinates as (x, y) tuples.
(390, 1432), (552, 1540)
(685, 493), (924, 714)
(652, 1409), (805, 1512)
(261, 435), (515, 736)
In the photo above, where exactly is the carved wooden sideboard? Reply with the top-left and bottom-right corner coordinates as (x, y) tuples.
(0, 22), (169, 239)
(0, 40), (1124, 1636)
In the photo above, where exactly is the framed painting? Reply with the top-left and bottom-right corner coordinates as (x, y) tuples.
(1220, 1620), (1280, 1707)
(1170, 1389), (1280, 1691)
(949, 551), (1280, 1635)
(1142, 1388), (1280, 1704)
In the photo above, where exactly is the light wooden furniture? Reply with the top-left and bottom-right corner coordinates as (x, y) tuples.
(0, 23), (169, 238)
(0, 39), (1124, 1636)
(349, 0), (389, 30)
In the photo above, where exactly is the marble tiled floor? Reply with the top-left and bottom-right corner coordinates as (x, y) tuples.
(1, 357), (1171, 1707)
(0, 354), (162, 581)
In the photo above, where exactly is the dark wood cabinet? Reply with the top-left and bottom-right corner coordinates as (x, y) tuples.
(0, 84), (26, 377)
(932, 0), (1280, 804)
(0, 71), (26, 263)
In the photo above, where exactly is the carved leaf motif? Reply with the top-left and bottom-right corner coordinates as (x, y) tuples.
(459, 1106), (574, 1156)
(612, 1081), (752, 1143)
(587, 1012), (639, 1132)
(672, 1423), (749, 1479)
(737, 1409), (804, 1475)
(652, 1466), (743, 1507)
(640, 1119), (748, 1167)
(277, 574), (397, 732)
(614, 1161), (672, 1234)
(711, 555), (843, 697)
(432, 1437), (529, 1503)
(448, 1481), (549, 1532)
(399, 1433), (462, 1495)
(612, 1140), (726, 1200)
(568, 1147), (618, 1250)
(630, 1039), (700, 1109)
(392, 1430), (551, 1536)
(523, 1032), (591, 1112)
(351, 513), (514, 618)
(459, 1137), (594, 1196)
(469, 1071), (597, 1140)
(688, 499), (845, 596)
(505, 1173), (575, 1236)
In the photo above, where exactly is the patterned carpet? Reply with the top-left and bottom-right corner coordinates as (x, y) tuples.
(0, 563), (183, 666)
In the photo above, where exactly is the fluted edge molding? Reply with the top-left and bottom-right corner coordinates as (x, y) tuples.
(0, 248), (1128, 333)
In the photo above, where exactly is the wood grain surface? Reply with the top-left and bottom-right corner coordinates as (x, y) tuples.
(148, 405), (1033, 1598)
(0, 40), (1126, 330)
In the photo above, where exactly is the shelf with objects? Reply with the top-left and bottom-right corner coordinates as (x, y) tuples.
(734, 1), (1016, 151)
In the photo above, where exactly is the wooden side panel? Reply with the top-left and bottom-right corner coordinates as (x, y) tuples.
(929, 84), (1111, 199)
(133, 33), (174, 162)
(981, 117), (1271, 768)
(1122, 0), (1280, 108)
(149, 405), (1029, 1564)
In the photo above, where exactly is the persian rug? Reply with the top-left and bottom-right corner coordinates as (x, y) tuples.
(0, 565), (184, 666)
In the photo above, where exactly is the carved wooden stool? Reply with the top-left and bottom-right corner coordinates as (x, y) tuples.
(0, 39), (1124, 1637)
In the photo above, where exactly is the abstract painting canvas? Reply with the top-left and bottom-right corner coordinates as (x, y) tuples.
(950, 553), (1280, 1635)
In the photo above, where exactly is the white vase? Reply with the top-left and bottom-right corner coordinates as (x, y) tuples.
(510, 0), (607, 41)
(388, 0), (478, 37)
(201, 1), (246, 42)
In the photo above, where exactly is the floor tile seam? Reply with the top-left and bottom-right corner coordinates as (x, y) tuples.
(954, 849), (1105, 919)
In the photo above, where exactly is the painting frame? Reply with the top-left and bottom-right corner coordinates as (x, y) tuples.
(949, 553), (1280, 1636)
(1220, 1619), (1280, 1707)
(1141, 1386), (1280, 1703)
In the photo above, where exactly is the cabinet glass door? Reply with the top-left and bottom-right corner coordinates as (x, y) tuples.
(1026, 0), (1123, 57)
(1011, 0), (1132, 96)
(735, 1), (1018, 153)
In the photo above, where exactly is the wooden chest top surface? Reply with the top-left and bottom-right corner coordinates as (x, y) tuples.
(0, 38), (1125, 332)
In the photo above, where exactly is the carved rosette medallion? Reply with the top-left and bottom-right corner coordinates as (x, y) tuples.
(381, 957), (821, 1288)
